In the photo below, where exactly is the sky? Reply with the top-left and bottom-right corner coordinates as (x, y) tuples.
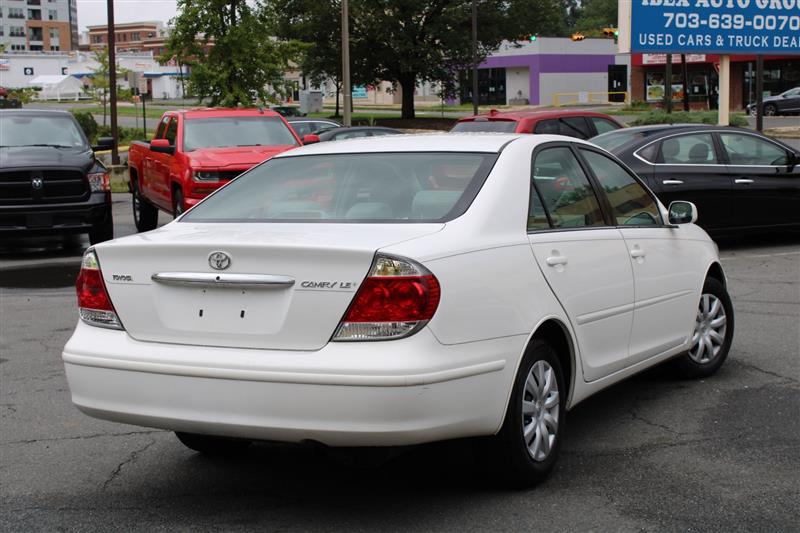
(76, 0), (179, 32)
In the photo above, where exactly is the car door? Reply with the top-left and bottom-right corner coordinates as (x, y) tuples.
(577, 147), (701, 365)
(527, 144), (635, 382)
(142, 116), (170, 201)
(718, 131), (800, 229)
(646, 132), (733, 231)
(150, 116), (178, 209)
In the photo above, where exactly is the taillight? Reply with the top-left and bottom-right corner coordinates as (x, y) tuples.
(75, 249), (123, 329)
(333, 254), (440, 341)
(87, 171), (110, 192)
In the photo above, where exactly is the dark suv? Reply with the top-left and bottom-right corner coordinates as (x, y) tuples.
(0, 110), (114, 244)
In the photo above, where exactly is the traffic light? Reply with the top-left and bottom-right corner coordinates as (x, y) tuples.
(529, 34), (538, 42)
(571, 33), (585, 41)
(603, 27), (615, 38)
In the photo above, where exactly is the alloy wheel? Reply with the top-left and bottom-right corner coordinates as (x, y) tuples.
(522, 360), (560, 462)
(688, 293), (727, 364)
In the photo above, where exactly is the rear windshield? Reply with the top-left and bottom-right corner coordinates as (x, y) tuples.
(183, 116), (299, 151)
(451, 120), (518, 133)
(0, 114), (87, 149)
(592, 129), (654, 152)
(181, 152), (498, 223)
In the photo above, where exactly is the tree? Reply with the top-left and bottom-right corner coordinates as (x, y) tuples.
(268, 0), (566, 119)
(167, 0), (302, 106)
(90, 49), (129, 126)
(573, 0), (618, 35)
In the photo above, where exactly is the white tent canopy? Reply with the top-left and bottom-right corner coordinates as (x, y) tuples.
(29, 75), (84, 101)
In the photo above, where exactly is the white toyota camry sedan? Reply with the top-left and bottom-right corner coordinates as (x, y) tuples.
(63, 133), (734, 485)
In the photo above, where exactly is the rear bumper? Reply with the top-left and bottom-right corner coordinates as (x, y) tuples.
(0, 193), (111, 236)
(62, 322), (523, 446)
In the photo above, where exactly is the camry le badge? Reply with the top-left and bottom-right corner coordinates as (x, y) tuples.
(208, 251), (231, 270)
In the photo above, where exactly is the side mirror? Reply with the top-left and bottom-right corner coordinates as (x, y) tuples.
(150, 138), (175, 155)
(668, 201), (698, 225)
(302, 134), (320, 145)
(92, 136), (114, 151)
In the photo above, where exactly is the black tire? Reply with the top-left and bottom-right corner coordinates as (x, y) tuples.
(174, 432), (251, 455)
(672, 277), (734, 379)
(172, 187), (185, 218)
(485, 340), (566, 487)
(89, 219), (114, 245)
(132, 180), (158, 232)
(764, 104), (777, 116)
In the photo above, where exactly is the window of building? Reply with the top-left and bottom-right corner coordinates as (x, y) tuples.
(131, 32), (140, 41)
(29, 45), (43, 51)
(28, 9), (42, 20)
(10, 26), (25, 37)
(49, 45), (59, 51)
(48, 9), (57, 20)
(49, 27), (59, 39)
(12, 45), (27, 51)
(9, 7), (25, 18)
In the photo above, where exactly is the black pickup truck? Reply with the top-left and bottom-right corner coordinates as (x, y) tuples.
(0, 109), (114, 245)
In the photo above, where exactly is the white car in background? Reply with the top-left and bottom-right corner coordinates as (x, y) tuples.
(63, 134), (734, 486)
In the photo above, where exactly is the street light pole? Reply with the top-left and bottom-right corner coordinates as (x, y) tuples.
(341, 0), (352, 127)
(107, 0), (119, 164)
(471, 0), (478, 116)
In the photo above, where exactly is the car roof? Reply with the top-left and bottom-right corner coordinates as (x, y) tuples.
(612, 124), (760, 137)
(178, 108), (282, 119)
(286, 117), (340, 123)
(457, 108), (618, 122)
(275, 132), (593, 157)
(0, 109), (73, 117)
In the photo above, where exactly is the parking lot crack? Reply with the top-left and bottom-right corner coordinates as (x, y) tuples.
(730, 358), (799, 384)
(1, 429), (166, 446)
(102, 438), (157, 491)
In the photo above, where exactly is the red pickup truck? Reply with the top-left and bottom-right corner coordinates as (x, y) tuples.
(128, 108), (303, 232)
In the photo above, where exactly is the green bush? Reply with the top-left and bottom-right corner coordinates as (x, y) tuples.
(71, 111), (98, 141)
(631, 110), (748, 127)
(97, 125), (150, 145)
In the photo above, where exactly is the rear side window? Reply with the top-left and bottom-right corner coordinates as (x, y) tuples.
(290, 122), (312, 137)
(534, 120), (560, 135)
(559, 117), (592, 140)
(182, 152), (498, 223)
(450, 120), (518, 133)
(658, 133), (717, 164)
(580, 149), (662, 226)
(530, 147), (605, 229)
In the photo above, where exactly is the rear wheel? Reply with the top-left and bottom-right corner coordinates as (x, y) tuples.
(174, 432), (251, 455)
(486, 340), (565, 487)
(89, 219), (114, 245)
(672, 277), (734, 379)
(132, 181), (158, 232)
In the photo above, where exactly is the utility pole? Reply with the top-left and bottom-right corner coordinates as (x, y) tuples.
(471, 0), (478, 116)
(681, 53), (689, 112)
(107, 0), (119, 164)
(341, 0), (351, 127)
(665, 53), (672, 114)
(755, 55), (764, 132)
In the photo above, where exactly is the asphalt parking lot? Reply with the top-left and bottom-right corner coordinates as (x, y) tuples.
(1, 194), (798, 531)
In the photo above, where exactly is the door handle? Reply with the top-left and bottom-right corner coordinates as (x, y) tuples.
(630, 248), (646, 259)
(662, 179), (684, 185)
(545, 256), (568, 266)
(735, 178), (754, 184)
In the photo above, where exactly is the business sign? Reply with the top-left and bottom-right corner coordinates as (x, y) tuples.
(0, 59), (9, 71)
(631, 0), (800, 54)
(352, 85), (368, 99)
(642, 53), (707, 64)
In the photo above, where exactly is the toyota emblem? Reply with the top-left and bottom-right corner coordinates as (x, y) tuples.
(208, 251), (231, 270)
(31, 177), (43, 190)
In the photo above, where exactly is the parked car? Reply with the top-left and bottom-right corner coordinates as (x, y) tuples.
(745, 87), (800, 116)
(451, 109), (624, 139)
(270, 105), (306, 117)
(128, 108), (302, 231)
(310, 126), (402, 143)
(286, 117), (342, 137)
(0, 109), (114, 244)
(64, 133), (733, 486)
(592, 124), (800, 236)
